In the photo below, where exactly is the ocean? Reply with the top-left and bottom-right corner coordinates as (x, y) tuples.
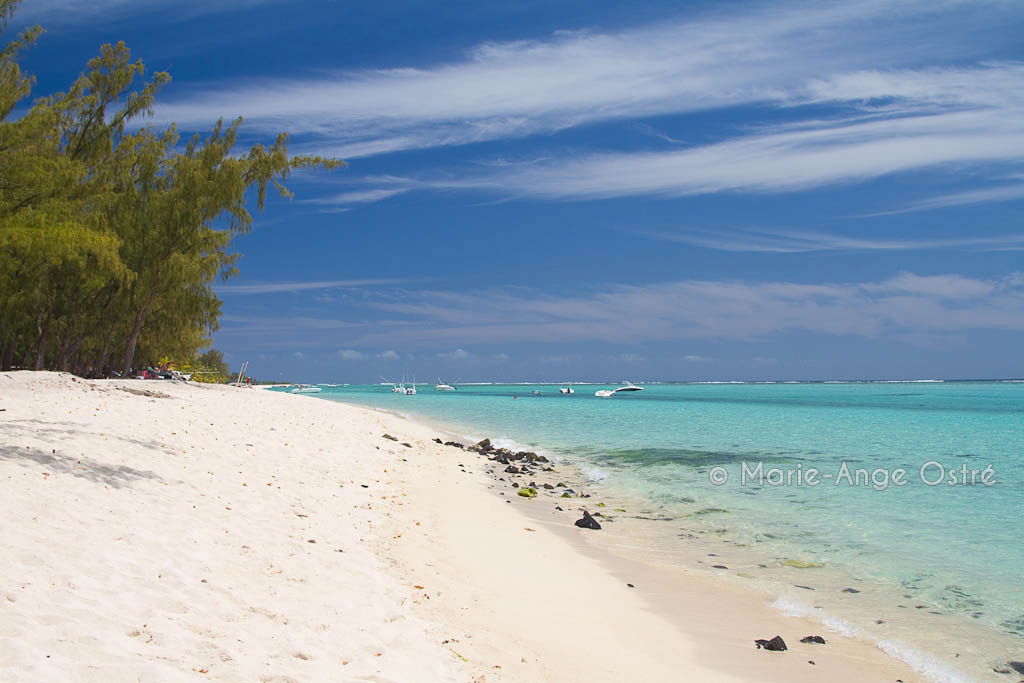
(284, 380), (1023, 681)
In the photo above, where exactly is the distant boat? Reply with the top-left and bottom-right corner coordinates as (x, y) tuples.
(531, 389), (543, 395)
(435, 378), (458, 391)
(289, 384), (322, 394)
(559, 385), (575, 394)
(595, 381), (644, 398)
(384, 375), (417, 395)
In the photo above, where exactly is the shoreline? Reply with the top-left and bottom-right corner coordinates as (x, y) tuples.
(0, 372), (924, 681)
(312, 386), (1019, 683)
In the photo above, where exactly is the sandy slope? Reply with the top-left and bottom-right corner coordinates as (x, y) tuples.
(0, 373), (916, 682)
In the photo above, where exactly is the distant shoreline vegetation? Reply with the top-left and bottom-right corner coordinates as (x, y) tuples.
(0, 0), (342, 378)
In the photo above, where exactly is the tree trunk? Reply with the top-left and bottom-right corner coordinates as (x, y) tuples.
(33, 319), (49, 371)
(121, 304), (149, 374)
(1, 340), (13, 371)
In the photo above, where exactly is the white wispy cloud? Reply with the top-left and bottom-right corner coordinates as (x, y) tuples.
(646, 227), (1024, 253)
(213, 272), (1024, 351)
(345, 272), (1024, 346)
(14, 0), (276, 25)
(216, 278), (408, 295)
(306, 188), (409, 205)
(418, 89), (1024, 200)
(882, 180), (1024, 215)
(153, 1), (1020, 166)
(436, 348), (472, 360)
(337, 349), (366, 361)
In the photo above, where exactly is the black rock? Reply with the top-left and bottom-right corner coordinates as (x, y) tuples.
(842, 587), (861, 594)
(401, 442), (412, 448)
(504, 465), (520, 474)
(492, 453), (510, 464)
(382, 434), (398, 441)
(475, 438), (492, 450)
(800, 636), (826, 645)
(754, 636), (788, 651)
(1009, 661), (1024, 675)
(574, 511), (602, 530)
(542, 483), (555, 489)
(712, 565), (729, 569)
(554, 505), (564, 511)
(432, 438), (443, 443)
(443, 441), (465, 449)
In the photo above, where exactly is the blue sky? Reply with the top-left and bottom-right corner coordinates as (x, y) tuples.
(18, 0), (1024, 382)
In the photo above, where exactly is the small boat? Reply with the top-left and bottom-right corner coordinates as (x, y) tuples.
(594, 381), (644, 398)
(531, 390), (543, 395)
(385, 376), (417, 395)
(290, 384), (322, 394)
(435, 378), (457, 391)
(559, 385), (575, 394)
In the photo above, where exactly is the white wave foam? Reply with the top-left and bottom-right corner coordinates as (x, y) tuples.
(771, 598), (969, 683)
(581, 465), (610, 482)
(771, 596), (860, 636)
(877, 640), (970, 683)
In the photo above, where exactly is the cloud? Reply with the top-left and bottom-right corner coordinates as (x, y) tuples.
(337, 349), (366, 361)
(436, 348), (472, 360)
(493, 353), (510, 362)
(684, 355), (712, 362)
(14, 0), (276, 25)
(307, 188), (409, 206)
(415, 77), (1024, 201)
(346, 272), (1024, 346)
(292, 351), (304, 360)
(216, 278), (407, 295)
(881, 180), (1024, 215)
(646, 227), (1024, 253)
(213, 272), (1024, 352)
(153, 1), (1021, 166)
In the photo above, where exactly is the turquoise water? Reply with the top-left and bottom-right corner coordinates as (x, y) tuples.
(287, 381), (1024, 677)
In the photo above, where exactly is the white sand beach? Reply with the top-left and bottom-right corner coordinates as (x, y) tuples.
(0, 372), (919, 682)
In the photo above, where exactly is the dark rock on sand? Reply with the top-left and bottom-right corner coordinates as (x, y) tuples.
(800, 636), (826, 644)
(492, 453), (510, 464)
(475, 438), (493, 450)
(444, 441), (465, 449)
(754, 636), (788, 651)
(504, 465), (520, 474)
(432, 438), (443, 443)
(712, 565), (729, 569)
(401, 442), (412, 448)
(1008, 661), (1024, 674)
(842, 587), (861, 594)
(382, 434), (398, 441)
(542, 483), (555, 489)
(574, 511), (602, 530)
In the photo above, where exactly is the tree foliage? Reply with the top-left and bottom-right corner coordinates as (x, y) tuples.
(0, 0), (343, 375)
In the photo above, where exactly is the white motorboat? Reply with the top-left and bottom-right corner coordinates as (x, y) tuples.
(594, 381), (644, 398)
(435, 378), (457, 391)
(559, 386), (575, 394)
(290, 384), (322, 394)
